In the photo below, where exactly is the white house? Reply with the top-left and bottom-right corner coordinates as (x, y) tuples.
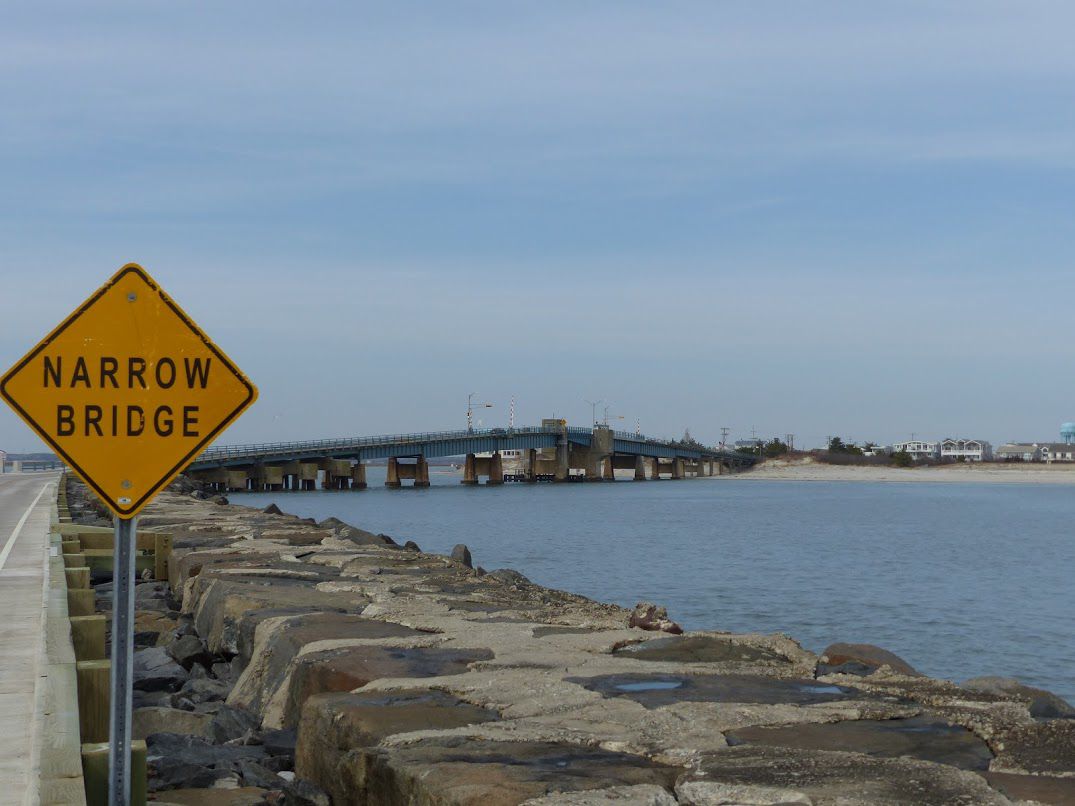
(939, 438), (993, 462)
(891, 440), (939, 461)
(1040, 443), (1075, 463)
(995, 443), (1043, 462)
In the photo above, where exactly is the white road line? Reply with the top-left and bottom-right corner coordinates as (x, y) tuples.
(0, 482), (51, 573)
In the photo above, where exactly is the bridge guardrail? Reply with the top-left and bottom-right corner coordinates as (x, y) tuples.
(196, 424), (754, 465)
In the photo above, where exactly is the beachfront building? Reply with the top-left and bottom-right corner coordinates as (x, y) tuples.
(1040, 443), (1075, 463)
(995, 443), (1043, 462)
(939, 438), (993, 462)
(0, 449), (6, 473)
(891, 440), (939, 461)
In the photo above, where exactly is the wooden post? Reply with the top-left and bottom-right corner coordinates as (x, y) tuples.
(82, 741), (147, 806)
(76, 660), (110, 743)
(153, 533), (172, 582)
(65, 567), (91, 590)
(63, 553), (87, 569)
(62, 539), (81, 554)
(68, 589), (96, 617)
(70, 615), (106, 661)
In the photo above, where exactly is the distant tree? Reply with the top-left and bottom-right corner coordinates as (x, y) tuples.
(764, 438), (789, 458)
(679, 429), (703, 448)
(891, 450), (914, 468)
(828, 437), (863, 455)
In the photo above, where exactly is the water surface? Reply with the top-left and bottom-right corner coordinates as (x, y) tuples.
(239, 472), (1075, 703)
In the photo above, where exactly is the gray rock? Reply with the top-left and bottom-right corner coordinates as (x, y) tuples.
(133, 707), (212, 740)
(260, 728), (297, 757)
(282, 779), (331, 806)
(451, 544), (473, 568)
(178, 677), (231, 704)
(962, 676), (1075, 719)
(818, 642), (920, 677)
(167, 634), (210, 670)
(210, 704), (261, 744)
(263, 503), (284, 515)
(211, 661), (235, 682)
(145, 732), (266, 792)
(237, 759), (284, 790)
(133, 646), (189, 692)
(403, 540), (421, 552)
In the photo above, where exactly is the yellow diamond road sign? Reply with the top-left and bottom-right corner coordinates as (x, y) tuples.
(0, 264), (257, 518)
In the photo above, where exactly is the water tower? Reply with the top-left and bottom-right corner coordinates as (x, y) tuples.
(1062, 423), (1075, 444)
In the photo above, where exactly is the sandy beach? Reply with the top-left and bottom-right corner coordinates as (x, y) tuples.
(724, 457), (1075, 484)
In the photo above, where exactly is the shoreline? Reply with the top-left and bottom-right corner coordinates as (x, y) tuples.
(723, 459), (1075, 485)
(60, 475), (1075, 804)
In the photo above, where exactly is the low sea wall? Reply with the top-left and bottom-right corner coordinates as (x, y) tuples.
(64, 477), (1075, 805)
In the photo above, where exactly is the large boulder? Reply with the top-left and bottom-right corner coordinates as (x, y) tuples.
(817, 642), (920, 677)
(450, 544), (473, 568)
(962, 676), (1075, 719)
(133, 707), (212, 740)
(134, 647), (189, 692)
(167, 634), (211, 670)
(297, 689), (500, 801)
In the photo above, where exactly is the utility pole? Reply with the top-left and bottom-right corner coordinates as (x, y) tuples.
(584, 399), (603, 426)
(786, 433), (795, 452)
(467, 393), (493, 434)
(720, 427), (730, 452)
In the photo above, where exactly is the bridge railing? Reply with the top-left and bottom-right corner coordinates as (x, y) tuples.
(197, 425), (561, 463)
(196, 424), (752, 464)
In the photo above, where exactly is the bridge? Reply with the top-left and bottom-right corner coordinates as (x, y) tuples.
(188, 422), (757, 491)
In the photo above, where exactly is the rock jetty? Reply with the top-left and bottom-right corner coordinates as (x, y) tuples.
(66, 477), (1075, 805)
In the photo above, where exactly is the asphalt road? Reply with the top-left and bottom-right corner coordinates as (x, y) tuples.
(0, 472), (59, 806)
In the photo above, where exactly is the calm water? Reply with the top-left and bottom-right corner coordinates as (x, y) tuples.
(240, 471), (1075, 703)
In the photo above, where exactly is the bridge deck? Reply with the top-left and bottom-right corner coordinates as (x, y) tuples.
(190, 425), (755, 470)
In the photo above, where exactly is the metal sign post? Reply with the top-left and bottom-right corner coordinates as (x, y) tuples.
(0, 264), (257, 805)
(109, 516), (136, 806)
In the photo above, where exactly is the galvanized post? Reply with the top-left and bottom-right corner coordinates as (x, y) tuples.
(109, 516), (136, 806)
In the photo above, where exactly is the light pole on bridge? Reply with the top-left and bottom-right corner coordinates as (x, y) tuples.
(467, 393), (493, 434)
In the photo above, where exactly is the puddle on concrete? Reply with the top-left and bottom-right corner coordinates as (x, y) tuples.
(614, 635), (791, 665)
(615, 680), (684, 692)
(570, 674), (864, 709)
(726, 716), (994, 771)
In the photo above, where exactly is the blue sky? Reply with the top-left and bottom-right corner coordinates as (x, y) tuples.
(2, 2), (1075, 451)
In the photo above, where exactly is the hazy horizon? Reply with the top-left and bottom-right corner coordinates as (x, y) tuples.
(3, 3), (1075, 452)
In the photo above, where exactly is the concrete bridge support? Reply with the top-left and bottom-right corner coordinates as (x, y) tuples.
(282, 461), (318, 491)
(602, 457), (615, 481)
(527, 449), (538, 482)
(650, 458), (662, 480)
(351, 463), (367, 490)
(256, 465), (284, 491)
(672, 458), (685, 480)
(462, 454), (478, 485)
(386, 457), (401, 488)
(415, 456), (430, 488)
(322, 459), (352, 490)
(634, 456), (646, 481)
(488, 452), (504, 486)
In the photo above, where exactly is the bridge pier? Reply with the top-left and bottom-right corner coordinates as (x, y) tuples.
(602, 456), (615, 481)
(415, 456), (430, 488)
(672, 458), (685, 480)
(527, 449), (538, 482)
(386, 457), (402, 488)
(650, 458), (662, 480)
(634, 456), (646, 481)
(461, 454), (478, 485)
(351, 463), (367, 490)
(487, 452), (504, 485)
